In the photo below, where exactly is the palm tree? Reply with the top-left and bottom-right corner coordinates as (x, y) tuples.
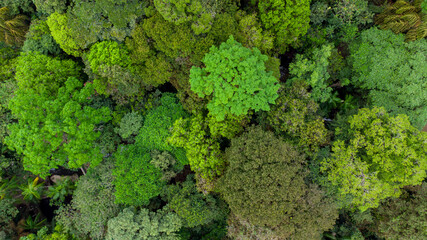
(0, 7), (29, 46)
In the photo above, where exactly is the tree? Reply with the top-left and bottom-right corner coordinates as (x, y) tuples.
(106, 207), (182, 240)
(267, 80), (329, 153)
(113, 93), (188, 205)
(6, 76), (111, 178)
(350, 27), (427, 129)
(0, 0), (34, 15)
(258, 0), (311, 53)
(321, 107), (427, 211)
(46, 12), (84, 57)
(373, 183), (427, 240)
(22, 19), (62, 55)
(163, 175), (227, 228)
(113, 145), (165, 206)
(0, 7), (28, 46)
(375, 0), (427, 41)
(217, 126), (338, 239)
(33, 0), (68, 15)
(189, 36), (279, 121)
(56, 161), (120, 240)
(154, 0), (218, 34)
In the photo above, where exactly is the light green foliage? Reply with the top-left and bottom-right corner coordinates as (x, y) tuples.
(267, 81), (329, 153)
(350, 27), (427, 129)
(6, 77), (111, 178)
(87, 41), (131, 74)
(234, 10), (274, 54)
(136, 93), (188, 154)
(66, 0), (145, 48)
(19, 225), (77, 240)
(218, 126), (338, 239)
(14, 52), (80, 95)
(0, 0), (34, 15)
(22, 19), (62, 55)
(168, 114), (224, 183)
(106, 207), (182, 240)
(154, 0), (218, 34)
(56, 161), (120, 240)
(373, 183), (427, 240)
(163, 175), (227, 227)
(46, 12), (84, 57)
(33, 0), (67, 15)
(113, 145), (165, 206)
(321, 107), (427, 211)
(47, 177), (75, 206)
(289, 44), (335, 103)
(19, 177), (44, 202)
(375, 0), (427, 41)
(258, 0), (310, 52)
(113, 94), (188, 205)
(190, 36), (279, 121)
(114, 111), (143, 139)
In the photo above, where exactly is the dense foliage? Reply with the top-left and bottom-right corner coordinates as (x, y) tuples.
(0, 0), (426, 239)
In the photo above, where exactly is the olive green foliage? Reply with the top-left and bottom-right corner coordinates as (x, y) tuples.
(163, 175), (227, 227)
(150, 150), (187, 182)
(234, 10), (274, 54)
(113, 145), (165, 206)
(375, 0), (427, 41)
(289, 44), (340, 103)
(267, 81), (329, 153)
(0, 7), (29, 46)
(321, 107), (427, 211)
(218, 126), (338, 239)
(114, 111), (143, 139)
(258, 0), (310, 52)
(154, 0), (218, 34)
(106, 207), (182, 240)
(66, 0), (145, 49)
(33, 0), (67, 15)
(113, 94), (188, 206)
(168, 114), (224, 184)
(350, 27), (427, 129)
(0, 0), (34, 15)
(22, 19), (61, 55)
(7, 76), (111, 177)
(0, 198), (18, 230)
(373, 183), (427, 240)
(190, 36), (279, 121)
(56, 161), (120, 240)
(125, 23), (174, 87)
(46, 12), (84, 57)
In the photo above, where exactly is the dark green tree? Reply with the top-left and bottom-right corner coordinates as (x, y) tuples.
(56, 161), (120, 240)
(218, 126), (338, 239)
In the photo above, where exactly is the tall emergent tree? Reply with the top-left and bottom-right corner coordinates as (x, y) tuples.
(321, 107), (427, 211)
(189, 36), (279, 121)
(6, 52), (111, 177)
(218, 126), (338, 239)
(350, 27), (427, 129)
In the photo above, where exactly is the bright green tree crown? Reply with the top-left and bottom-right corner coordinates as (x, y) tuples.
(189, 36), (279, 121)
